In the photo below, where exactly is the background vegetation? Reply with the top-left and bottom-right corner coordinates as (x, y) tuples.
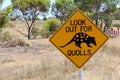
(0, 0), (119, 39)
(0, 0), (120, 80)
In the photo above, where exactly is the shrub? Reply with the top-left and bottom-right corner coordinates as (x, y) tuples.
(0, 16), (8, 28)
(40, 29), (51, 38)
(3, 31), (12, 41)
(40, 23), (50, 38)
(40, 18), (61, 38)
(0, 31), (12, 42)
(0, 31), (31, 47)
(31, 27), (41, 39)
(1, 38), (31, 48)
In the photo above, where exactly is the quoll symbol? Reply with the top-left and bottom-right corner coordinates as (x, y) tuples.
(60, 32), (97, 48)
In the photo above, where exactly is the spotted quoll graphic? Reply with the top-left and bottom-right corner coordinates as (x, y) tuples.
(60, 32), (96, 48)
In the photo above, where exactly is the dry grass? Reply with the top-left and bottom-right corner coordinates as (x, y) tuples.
(0, 21), (120, 80)
(0, 37), (120, 80)
(0, 50), (78, 80)
(83, 37), (120, 80)
(1, 37), (31, 48)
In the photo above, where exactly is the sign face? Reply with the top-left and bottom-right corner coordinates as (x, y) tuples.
(49, 9), (108, 68)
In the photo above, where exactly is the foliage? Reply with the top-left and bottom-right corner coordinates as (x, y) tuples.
(103, 13), (115, 28)
(0, 30), (31, 47)
(114, 9), (120, 20)
(0, 16), (8, 28)
(12, 0), (49, 11)
(54, 0), (102, 25)
(46, 18), (61, 34)
(31, 27), (41, 38)
(83, 11), (94, 19)
(54, 0), (77, 24)
(75, 0), (118, 31)
(101, 0), (118, 31)
(40, 27), (51, 38)
(0, 0), (3, 8)
(40, 18), (61, 38)
(0, 31), (12, 42)
(3, 31), (12, 41)
(0, 0), (3, 3)
(10, 0), (120, 38)
(0, 5), (12, 28)
(12, 0), (50, 39)
(54, 0), (118, 31)
(1, 37), (31, 48)
(74, 0), (98, 11)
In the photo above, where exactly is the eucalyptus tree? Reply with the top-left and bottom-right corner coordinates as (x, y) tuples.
(74, 0), (119, 31)
(12, 0), (50, 39)
(102, 0), (118, 31)
(54, 0), (76, 24)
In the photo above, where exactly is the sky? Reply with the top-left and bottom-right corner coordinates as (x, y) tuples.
(1, 0), (120, 18)
(1, 0), (11, 10)
(117, 3), (120, 8)
(1, 0), (120, 10)
(1, 0), (55, 10)
(1, 0), (55, 19)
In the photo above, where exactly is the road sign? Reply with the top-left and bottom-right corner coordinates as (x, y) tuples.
(49, 9), (108, 68)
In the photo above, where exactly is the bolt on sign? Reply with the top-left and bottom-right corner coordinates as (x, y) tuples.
(49, 9), (109, 68)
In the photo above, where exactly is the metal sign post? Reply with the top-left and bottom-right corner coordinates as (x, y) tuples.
(79, 68), (83, 80)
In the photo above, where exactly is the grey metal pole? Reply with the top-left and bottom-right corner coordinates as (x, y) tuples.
(79, 68), (83, 80)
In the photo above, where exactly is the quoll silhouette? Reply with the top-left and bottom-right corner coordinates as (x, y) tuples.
(60, 32), (96, 48)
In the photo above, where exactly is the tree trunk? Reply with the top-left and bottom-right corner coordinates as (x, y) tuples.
(23, 10), (39, 39)
(28, 27), (31, 39)
(100, 18), (103, 30)
(95, 18), (98, 26)
(95, 0), (101, 26)
(95, 9), (99, 26)
(99, 13), (103, 30)
(103, 25), (107, 32)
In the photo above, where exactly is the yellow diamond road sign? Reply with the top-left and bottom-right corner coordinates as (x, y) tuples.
(49, 9), (108, 68)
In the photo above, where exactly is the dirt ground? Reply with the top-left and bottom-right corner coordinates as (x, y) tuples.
(0, 21), (120, 80)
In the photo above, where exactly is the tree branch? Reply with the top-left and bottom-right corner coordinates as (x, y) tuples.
(29, 9), (39, 29)
(24, 18), (30, 28)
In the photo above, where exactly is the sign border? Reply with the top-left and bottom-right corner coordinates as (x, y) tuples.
(49, 9), (109, 68)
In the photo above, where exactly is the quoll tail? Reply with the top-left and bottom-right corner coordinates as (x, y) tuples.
(59, 40), (72, 48)
(59, 43), (69, 48)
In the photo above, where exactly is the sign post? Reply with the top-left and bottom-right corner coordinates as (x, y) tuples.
(49, 9), (108, 78)
(79, 68), (83, 80)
